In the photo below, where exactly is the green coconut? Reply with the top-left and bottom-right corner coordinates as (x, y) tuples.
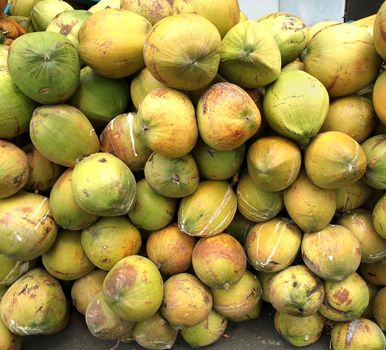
(0, 70), (37, 139)
(257, 271), (278, 303)
(245, 217), (302, 273)
(81, 217), (142, 270)
(135, 88), (198, 158)
(42, 229), (95, 280)
(30, 105), (100, 167)
(263, 70), (329, 146)
(373, 287), (386, 331)
(71, 153), (136, 217)
(0, 268), (68, 335)
(303, 23), (382, 97)
(192, 140), (245, 180)
(23, 143), (62, 192)
(274, 312), (325, 347)
(31, 0), (73, 31)
(319, 273), (369, 322)
(360, 259), (386, 286)
(304, 131), (367, 189)
(236, 172), (283, 223)
(71, 269), (107, 315)
(373, 1), (386, 59)
(103, 255), (163, 322)
(0, 254), (31, 286)
(128, 179), (177, 231)
(373, 194), (386, 239)
(192, 233), (246, 289)
(121, 0), (172, 25)
(320, 96), (377, 143)
(143, 14), (221, 91)
(178, 180), (237, 237)
(68, 66), (129, 127)
(197, 83), (261, 151)
(161, 273), (212, 329)
(211, 270), (262, 322)
(269, 265), (325, 316)
(0, 316), (21, 350)
(0, 140), (29, 199)
(257, 12), (308, 66)
(46, 10), (91, 49)
(301, 225), (362, 281)
(218, 21), (281, 88)
(331, 319), (386, 350)
(284, 170), (336, 232)
(9, 0), (42, 17)
(8, 32), (79, 104)
(100, 113), (152, 172)
(226, 212), (254, 246)
(49, 169), (99, 230)
(144, 152), (200, 198)
(335, 179), (373, 213)
(0, 191), (57, 261)
(361, 134), (386, 189)
(247, 136), (301, 192)
(132, 312), (178, 350)
(181, 310), (228, 348)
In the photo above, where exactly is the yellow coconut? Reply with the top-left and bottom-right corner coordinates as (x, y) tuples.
(78, 9), (152, 78)
(281, 59), (305, 72)
(361, 259), (386, 286)
(121, 0), (172, 24)
(374, 1), (386, 59)
(373, 71), (386, 125)
(307, 21), (338, 42)
(335, 180), (373, 213)
(88, 0), (120, 13)
(239, 11), (248, 22)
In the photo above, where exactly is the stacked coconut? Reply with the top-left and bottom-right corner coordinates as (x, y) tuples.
(1, 0), (386, 349)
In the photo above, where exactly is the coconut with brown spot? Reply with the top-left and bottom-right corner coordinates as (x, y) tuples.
(121, 0), (172, 25)
(30, 0), (74, 31)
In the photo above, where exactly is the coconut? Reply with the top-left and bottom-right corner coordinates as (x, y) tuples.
(303, 23), (382, 97)
(46, 10), (90, 49)
(257, 271), (277, 303)
(0, 254), (31, 287)
(239, 11), (248, 22)
(85, 292), (135, 340)
(121, 0), (172, 25)
(130, 68), (166, 110)
(178, 180), (237, 237)
(81, 217), (142, 270)
(0, 268), (68, 335)
(0, 316), (21, 350)
(247, 136), (301, 192)
(320, 96), (377, 143)
(373, 72), (386, 125)
(307, 21), (338, 41)
(0, 140), (29, 199)
(263, 70), (329, 146)
(23, 143), (62, 193)
(100, 113), (152, 172)
(0, 45), (8, 69)
(281, 59), (305, 72)
(9, 0), (42, 16)
(71, 153), (136, 217)
(335, 180), (373, 213)
(319, 273), (369, 321)
(146, 223), (196, 276)
(360, 259), (386, 286)
(29, 105), (100, 167)
(192, 233), (246, 289)
(181, 310), (228, 348)
(135, 88), (198, 158)
(362, 281), (381, 319)
(236, 172), (283, 223)
(373, 194), (386, 239)
(0, 191), (57, 261)
(128, 179), (177, 231)
(143, 14), (221, 91)
(361, 134), (386, 189)
(257, 12), (308, 66)
(172, 0), (239, 38)
(197, 83), (261, 151)
(274, 312), (325, 347)
(284, 170), (336, 232)
(373, 287), (386, 331)
(49, 169), (99, 230)
(245, 217), (302, 273)
(30, 0), (73, 31)
(331, 319), (386, 350)
(218, 21), (281, 88)
(132, 312), (178, 350)
(79, 9), (151, 78)
(161, 273), (212, 329)
(339, 210), (386, 263)
(103, 255), (163, 322)
(211, 270), (262, 322)
(226, 212), (254, 246)
(144, 152), (200, 198)
(0, 70), (36, 139)
(71, 270), (107, 315)
(304, 131), (367, 189)
(88, 0), (120, 13)
(269, 265), (325, 317)
(374, 1), (386, 59)
(301, 225), (362, 281)
(192, 140), (245, 180)
(7, 16), (35, 33)
(68, 66), (129, 127)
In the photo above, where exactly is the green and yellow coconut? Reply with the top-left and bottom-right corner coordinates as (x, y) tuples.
(0, 254), (32, 287)
(88, 0), (120, 13)
(257, 271), (278, 303)
(9, 0), (42, 17)
(362, 281), (380, 319)
(374, 1), (386, 59)
(226, 212), (254, 246)
(373, 71), (386, 125)
(30, 0), (73, 31)
(307, 21), (338, 41)
(360, 259), (386, 286)
(0, 316), (21, 350)
(373, 194), (386, 239)
(281, 58), (305, 72)
(373, 287), (386, 331)
(121, 0), (172, 25)
(335, 179), (373, 213)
